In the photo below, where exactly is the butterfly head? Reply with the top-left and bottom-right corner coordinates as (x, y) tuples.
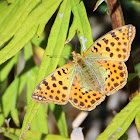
(71, 51), (84, 63)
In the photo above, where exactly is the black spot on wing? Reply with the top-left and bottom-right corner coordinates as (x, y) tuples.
(37, 84), (42, 90)
(51, 75), (56, 81)
(93, 46), (98, 52)
(97, 42), (101, 47)
(102, 38), (108, 44)
(62, 68), (67, 74)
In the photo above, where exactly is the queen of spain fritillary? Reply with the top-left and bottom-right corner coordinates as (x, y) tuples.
(32, 25), (135, 111)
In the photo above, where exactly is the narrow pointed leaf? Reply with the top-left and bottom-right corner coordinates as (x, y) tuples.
(0, 0), (41, 46)
(11, 109), (20, 127)
(1, 127), (70, 140)
(49, 104), (68, 137)
(0, 0), (62, 65)
(96, 93), (140, 140)
(135, 111), (140, 136)
(71, 0), (93, 53)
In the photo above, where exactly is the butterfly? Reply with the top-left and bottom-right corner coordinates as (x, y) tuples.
(32, 25), (135, 111)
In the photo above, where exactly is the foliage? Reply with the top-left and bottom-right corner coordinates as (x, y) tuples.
(0, 0), (140, 139)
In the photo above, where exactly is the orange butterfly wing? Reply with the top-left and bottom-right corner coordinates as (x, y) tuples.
(32, 63), (75, 104)
(84, 25), (135, 61)
(97, 60), (128, 95)
(69, 75), (105, 111)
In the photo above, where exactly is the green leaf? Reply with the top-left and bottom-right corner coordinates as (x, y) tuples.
(65, 16), (77, 44)
(135, 62), (140, 73)
(0, 0), (62, 65)
(11, 108), (20, 127)
(128, 73), (139, 82)
(20, 0), (71, 138)
(71, 0), (93, 53)
(0, 57), (16, 82)
(37, 22), (46, 39)
(135, 110), (140, 135)
(58, 44), (72, 67)
(2, 78), (19, 117)
(19, 102), (41, 140)
(0, 111), (5, 127)
(0, 1), (7, 11)
(18, 71), (28, 95)
(37, 0), (65, 38)
(119, 131), (128, 140)
(96, 93), (140, 140)
(33, 0), (71, 134)
(0, 54), (20, 127)
(0, 0), (41, 47)
(39, 0), (71, 76)
(1, 51), (19, 119)
(1, 127), (70, 140)
(6, 0), (16, 4)
(23, 42), (37, 103)
(31, 33), (46, 47)
(49, 104), (68, 137)
(23, 43), (49, 133)
(30, 105), (49, 134)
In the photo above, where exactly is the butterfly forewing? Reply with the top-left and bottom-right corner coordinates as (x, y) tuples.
(84, 25), (135, 62)
(32, 63), (76, 104)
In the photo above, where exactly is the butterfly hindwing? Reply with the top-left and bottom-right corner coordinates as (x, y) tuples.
(69, 75), (105, 111)
(96, 60), (128, 95)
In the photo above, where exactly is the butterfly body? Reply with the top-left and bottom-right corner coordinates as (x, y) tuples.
(32, 25), (135, 111)
(72, 51), (109, 92)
